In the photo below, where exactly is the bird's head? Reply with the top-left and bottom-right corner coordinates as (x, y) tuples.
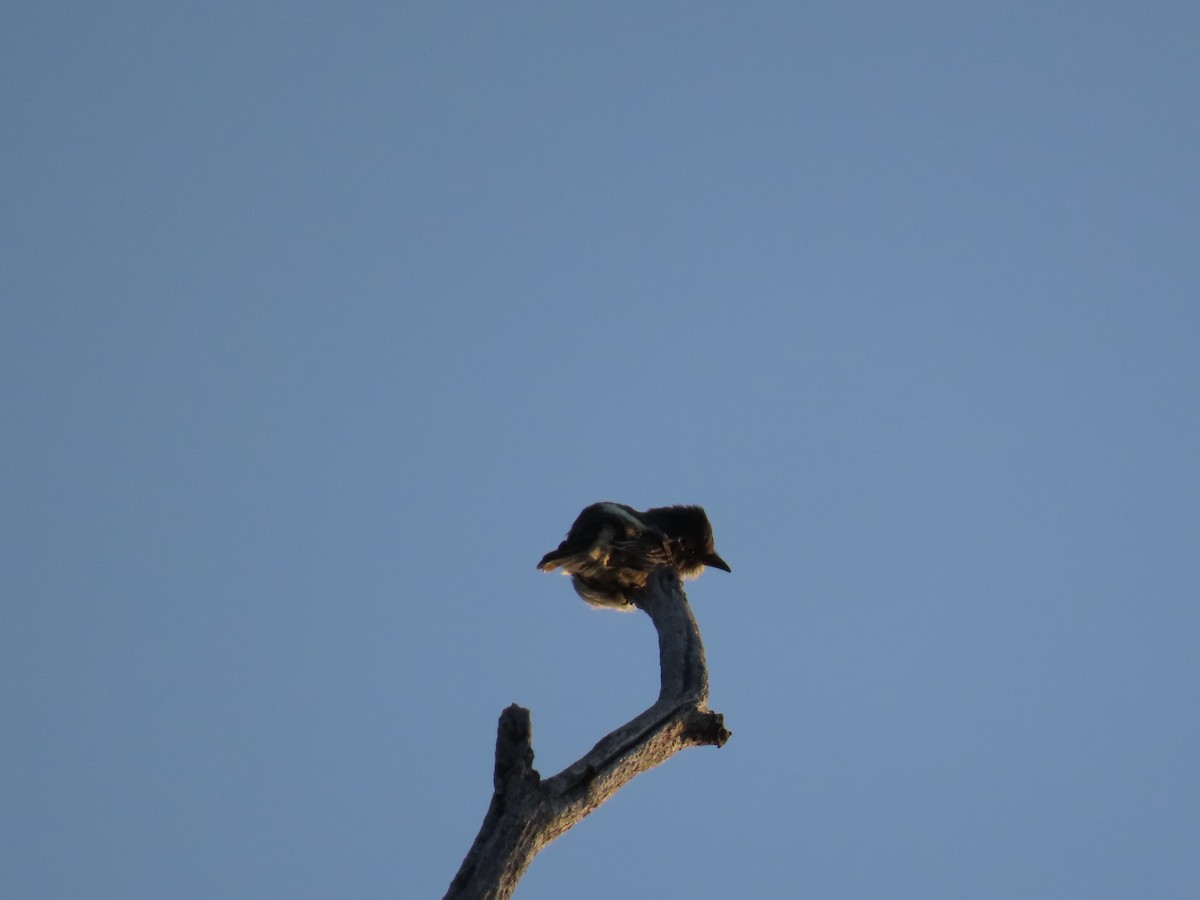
(643, 505), (731, 580)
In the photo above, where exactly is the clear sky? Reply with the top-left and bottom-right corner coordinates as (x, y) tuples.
(3, 3), (1198, 898)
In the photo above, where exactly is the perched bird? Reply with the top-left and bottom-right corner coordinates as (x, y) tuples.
(537, 502), (730, 609)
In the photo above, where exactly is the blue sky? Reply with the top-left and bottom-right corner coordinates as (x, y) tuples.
(3, 3), (1198, 898)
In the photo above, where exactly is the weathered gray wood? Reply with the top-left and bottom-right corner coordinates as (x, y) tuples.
(444, 569), (730, 900)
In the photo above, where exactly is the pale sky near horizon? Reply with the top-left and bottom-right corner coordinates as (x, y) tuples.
(3, 3), (1199, 898)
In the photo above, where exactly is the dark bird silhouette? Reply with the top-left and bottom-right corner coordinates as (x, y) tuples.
(537, 502), (730, 608)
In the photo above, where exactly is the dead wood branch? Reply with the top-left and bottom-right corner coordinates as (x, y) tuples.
(444, 568), (730, 900)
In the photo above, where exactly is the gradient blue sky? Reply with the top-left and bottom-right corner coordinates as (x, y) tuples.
(4, 3), (1198, 898)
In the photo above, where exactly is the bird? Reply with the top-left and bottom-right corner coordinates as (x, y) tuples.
(537, 502), (730, 609)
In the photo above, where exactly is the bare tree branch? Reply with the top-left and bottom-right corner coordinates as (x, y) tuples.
(444, 568), (730, 900)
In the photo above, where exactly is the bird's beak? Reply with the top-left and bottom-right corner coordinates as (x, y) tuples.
(704, 552), (731, 573)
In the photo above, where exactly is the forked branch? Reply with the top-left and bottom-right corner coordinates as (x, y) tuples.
(444, 568), (730, 900)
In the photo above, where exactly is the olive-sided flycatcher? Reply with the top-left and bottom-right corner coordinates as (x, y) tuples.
(537, 502), (730, 609)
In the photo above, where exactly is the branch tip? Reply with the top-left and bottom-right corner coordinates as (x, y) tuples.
(684, 709), (732, 747)
(494, 704), (537, 788)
